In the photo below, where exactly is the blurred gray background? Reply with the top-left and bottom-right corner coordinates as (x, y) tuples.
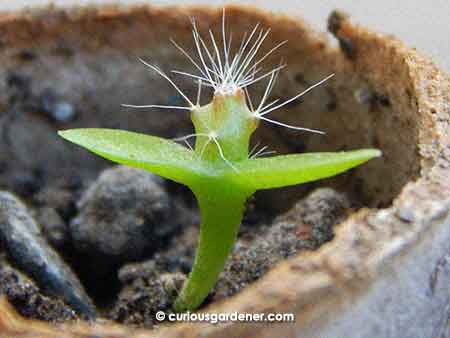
(3, 1), (450, 73)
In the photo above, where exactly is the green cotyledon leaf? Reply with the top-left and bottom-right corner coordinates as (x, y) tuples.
(58, 128), (208, 185)
(227, 149), (382, 191)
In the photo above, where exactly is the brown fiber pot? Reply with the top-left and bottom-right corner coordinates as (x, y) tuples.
(0, 4), (449, 338)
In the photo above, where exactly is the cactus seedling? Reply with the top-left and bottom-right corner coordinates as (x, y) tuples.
(59, 11), (381, 312)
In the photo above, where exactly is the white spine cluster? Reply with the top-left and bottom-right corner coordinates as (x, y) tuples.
(124, 8), (335, 161)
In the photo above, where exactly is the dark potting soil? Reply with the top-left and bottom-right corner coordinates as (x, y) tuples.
(0, 163), (355, 328)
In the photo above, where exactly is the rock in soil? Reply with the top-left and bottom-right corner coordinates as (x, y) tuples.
(0, 256), (77, 322)
(38, 88), (77, 123)
(0, 191), (95, 319)
(34, 186), (78, 221)
(110, 187), (351, 327)
(9, 170), (44, 199)
(34, 207), (68, 249)
(70, 166), (192, 276)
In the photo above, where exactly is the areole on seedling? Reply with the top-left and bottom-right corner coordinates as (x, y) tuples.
(59, 10), (381, 312)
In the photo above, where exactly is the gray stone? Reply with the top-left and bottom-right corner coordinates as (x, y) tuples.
(70, 166), (187, 267)
(0, 191), (95, 319)
(0, 257), (77, 321)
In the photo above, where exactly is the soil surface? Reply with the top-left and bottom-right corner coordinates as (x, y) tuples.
(0, 164), (355, 328)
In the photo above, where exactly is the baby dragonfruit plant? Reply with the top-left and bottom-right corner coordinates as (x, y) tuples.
(59, 11), (381, 312)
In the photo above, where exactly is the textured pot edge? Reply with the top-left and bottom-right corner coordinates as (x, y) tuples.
(0, 4), (448, 338)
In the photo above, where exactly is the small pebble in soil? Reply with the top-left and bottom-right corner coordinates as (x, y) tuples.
(10, 170), (43, 198)
(34, 207), (68, 249)
(34, 186), (77, 221)
(0, 256), (77, 322)
(15, 49), (37, 62)
(289, 187), (352, 244)
(6, 72), (32, 105)
(39, 89), (76, 123)
(0, 191), (96, 319)
(70, 166), (193, 279)
(111, 187), (352, 327)
(354, 88), (374, 105)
